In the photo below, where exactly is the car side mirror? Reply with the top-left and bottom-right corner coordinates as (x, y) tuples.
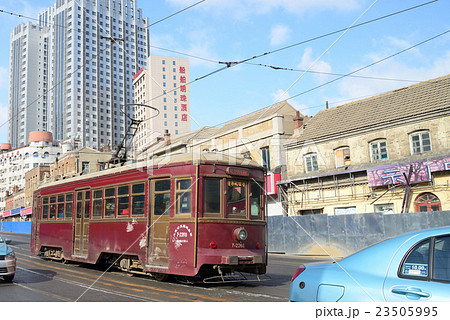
(5, 239), (11, 244)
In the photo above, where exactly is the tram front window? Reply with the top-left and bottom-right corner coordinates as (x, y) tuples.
(204, 179), (221, 214)
(250, 182), (262, 218)
(226, 180), (246, 216)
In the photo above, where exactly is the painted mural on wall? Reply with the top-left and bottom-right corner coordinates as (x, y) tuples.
(368, 155), (450, 187)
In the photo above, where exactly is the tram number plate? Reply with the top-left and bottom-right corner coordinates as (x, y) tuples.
(232, 242), (245, 249)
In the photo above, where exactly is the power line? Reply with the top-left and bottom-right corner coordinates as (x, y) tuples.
(0, 1), (207, 132)
(144, 0), (438, 105)
(287, 29), (450, 101)
(203, 28), (450, 130)
(246, 62), (422, 83)
(148, 0), (206, 28)
(219, 0), (439, 67)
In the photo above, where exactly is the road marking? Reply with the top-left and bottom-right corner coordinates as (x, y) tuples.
(16, 267), (154, 302)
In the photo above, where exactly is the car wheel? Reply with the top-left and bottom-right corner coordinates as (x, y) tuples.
(3, 274), (14, 282)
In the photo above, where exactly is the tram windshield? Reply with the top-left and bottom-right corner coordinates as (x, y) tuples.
(226, 180), (246, 216)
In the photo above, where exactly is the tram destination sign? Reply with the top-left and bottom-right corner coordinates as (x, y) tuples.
(226, 167), (249, 177)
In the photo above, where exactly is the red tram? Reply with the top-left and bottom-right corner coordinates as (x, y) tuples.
(31, 152), (267, 281)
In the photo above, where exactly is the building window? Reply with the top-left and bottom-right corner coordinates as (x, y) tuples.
(370, 140), (388, 162)
(414, 193), (441, 212)
(335, 147), (350, 168)
(81, 161), (89, 173)
(335, 206), (356, 215)
(298, 208), (323, 215)
(304, 153), (318, 173)
(261, 147), (270, 170)
(410, 131), (431, 154)
(374, 203), (394, 214)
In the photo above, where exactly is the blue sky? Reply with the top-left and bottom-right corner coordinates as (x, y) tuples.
(1, 0), (450, 144)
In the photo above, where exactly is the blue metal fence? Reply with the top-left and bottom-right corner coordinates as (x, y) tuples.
(1, 221), (32, 234)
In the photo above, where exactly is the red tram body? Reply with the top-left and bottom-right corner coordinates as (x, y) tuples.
(31, 152), (267, 281)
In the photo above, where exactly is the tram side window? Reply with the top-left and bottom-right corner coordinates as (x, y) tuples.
(226, 180), (246, 216)
(92, 189), (103, 218)
(76, 192), (83, 218)
(154, 179), (171, 215)
(250, 182), (262, 218)
(57, 195), (65, 219)
(84, 191), (91, 219)
(65, 194), (73, 219)
(203, 178), (221, 214)
(176, 178), (192, 214)
(49, 196), (57, 219)
(104, 187), (116, 217)
(131, 183), (145, 216)
(117, 185), (130, 216)
(42, 197), (49, 219)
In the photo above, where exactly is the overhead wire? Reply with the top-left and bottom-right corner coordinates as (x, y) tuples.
(287, 29), (450, 102)
(245, 63), (422, 83)
(218, 0), (439, 67)
(143, 0), (439, 105)
(0, 0), (440, 134)
(0, 0), (207, 131)
(203, 28), (450, 130)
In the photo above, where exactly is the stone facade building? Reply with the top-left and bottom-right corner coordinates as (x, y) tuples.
(280, 74), (450, 216)
(50, 146), (112, 181)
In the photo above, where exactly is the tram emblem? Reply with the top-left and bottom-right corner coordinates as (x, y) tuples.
(172, 224), (193, 250)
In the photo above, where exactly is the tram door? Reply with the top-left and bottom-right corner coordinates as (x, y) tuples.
(148, 179), (171, 267)
(32, 196), (41, 252)
(73, 190), (91, 258)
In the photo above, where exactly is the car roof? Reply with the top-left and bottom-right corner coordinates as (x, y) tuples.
(339, 226), (450, 274)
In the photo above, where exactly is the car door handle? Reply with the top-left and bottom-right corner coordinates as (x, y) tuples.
(391, 287), (430, 298)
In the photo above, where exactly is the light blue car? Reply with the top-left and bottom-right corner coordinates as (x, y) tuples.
(0, 235), (16, 282)
(290, 226), (450, 302)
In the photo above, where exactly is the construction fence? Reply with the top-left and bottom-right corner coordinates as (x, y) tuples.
(267, 210), (450, 257)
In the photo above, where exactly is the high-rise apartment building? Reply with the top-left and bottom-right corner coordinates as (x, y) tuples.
(8, 0), (149, 151)
(8, 23), (50, 148)
(133, 55), (191, 157)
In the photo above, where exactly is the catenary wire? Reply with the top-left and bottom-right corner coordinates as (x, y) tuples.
(0, 0), (207, 131)
(143, 0), (439, 105)
(204, 28), (450, 130)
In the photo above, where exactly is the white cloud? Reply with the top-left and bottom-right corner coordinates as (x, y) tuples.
(337, 50), (450, 105)
(298, 47), (332, 83)
(269, 24), (291, 46)
(272, 89), (311, 115)
(150, 28), (219, 68)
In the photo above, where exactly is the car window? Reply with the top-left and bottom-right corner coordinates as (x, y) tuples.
(400, 240), (430, 278)
(433, 236), (450, 282)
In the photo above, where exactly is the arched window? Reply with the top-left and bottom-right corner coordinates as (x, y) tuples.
(43, 152), (49, 158)
(415, 192), (441, 212)
(33, 152), (39, 158)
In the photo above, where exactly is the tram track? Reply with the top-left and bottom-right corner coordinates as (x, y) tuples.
(5, 235), (292, 302)
(15, 266), (154, 302)
(14, 251), (235, 302)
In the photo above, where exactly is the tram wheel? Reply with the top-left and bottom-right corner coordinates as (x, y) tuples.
(153, 273), (168, 282)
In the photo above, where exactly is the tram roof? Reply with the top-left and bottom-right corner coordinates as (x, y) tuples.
(40, 151), (263, 189)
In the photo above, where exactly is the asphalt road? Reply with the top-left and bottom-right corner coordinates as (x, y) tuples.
(0, 232), (330, 302)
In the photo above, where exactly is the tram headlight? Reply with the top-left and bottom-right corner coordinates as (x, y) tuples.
(234, 227), (248, 242)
